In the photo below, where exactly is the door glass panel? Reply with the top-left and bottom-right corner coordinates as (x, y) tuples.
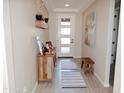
(61, 22), (70, 25)
(61, 18), (70, 25)
(61, 28), (70, 35)
(61, 47), (70, 54)
(61, 38), (70, 44)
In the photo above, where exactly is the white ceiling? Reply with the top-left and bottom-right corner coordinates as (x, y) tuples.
(43, 0), (95, 12)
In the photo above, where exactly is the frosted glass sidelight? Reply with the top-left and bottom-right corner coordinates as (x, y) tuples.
(61, 22), (70, 25)
(61, 47), (70, 54)
(61, 28), (71, 35)
(61, 38), (70, 44)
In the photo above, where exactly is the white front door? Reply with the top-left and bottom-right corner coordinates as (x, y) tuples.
(56, 14), (75, 57)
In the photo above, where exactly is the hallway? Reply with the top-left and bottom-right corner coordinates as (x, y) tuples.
(35, 58), (112, 93)
(3, 0), (121, 93)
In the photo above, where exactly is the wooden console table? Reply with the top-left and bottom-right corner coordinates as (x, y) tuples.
(37, 54), (55, 81)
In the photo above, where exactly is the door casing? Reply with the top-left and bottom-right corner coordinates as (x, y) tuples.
(56, 14), (75, 57)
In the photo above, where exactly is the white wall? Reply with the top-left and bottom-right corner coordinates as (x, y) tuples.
(49, 12), (83, 58)
(2, 1), (10, 93)
(49, 13), (57, 46)
(74, 13), (83, 58)
(82, 0), (113, 86)
(3, 0), (16, 92)
(4, 0), (49, 93)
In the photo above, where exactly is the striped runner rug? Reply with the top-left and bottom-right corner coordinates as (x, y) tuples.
(60, 60), (87, 88)
(61, 71), (87, 88)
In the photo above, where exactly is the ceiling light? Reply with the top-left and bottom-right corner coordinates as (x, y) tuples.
(65, 4), (70, 7)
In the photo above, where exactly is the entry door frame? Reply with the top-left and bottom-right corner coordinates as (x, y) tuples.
(56, 14), (75, 57)
(3, 0), (16, 93)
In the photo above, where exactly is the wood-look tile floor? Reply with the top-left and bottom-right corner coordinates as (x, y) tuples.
(35, 58), (113, 93)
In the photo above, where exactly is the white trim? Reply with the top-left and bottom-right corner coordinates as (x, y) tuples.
(74, 56), (82, 58)
(113, 17), (121, 93)
(54, 8), (78, 12)
(44, 0), (95, 13)
(3, 0), (16, 93)
(94, 72), (104, 86)
(104, 0), (115, 86)
(32, 82), (38, 93)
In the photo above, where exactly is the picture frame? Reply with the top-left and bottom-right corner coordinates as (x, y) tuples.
(84, 12), (96, 47)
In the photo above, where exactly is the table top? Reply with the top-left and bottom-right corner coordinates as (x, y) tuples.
(37, 53), (55, 57)
(82, 57), (95, 64)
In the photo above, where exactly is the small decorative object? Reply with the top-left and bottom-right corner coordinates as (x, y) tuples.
(35, 36), (43, 55)
(46, 41), (53, 54)
(35, 14), (48, 29)
(84, 12), (96, 47)
(44, 18), (49, 23)
(41, 43), (48, 55)
(36, 14), (43, 20)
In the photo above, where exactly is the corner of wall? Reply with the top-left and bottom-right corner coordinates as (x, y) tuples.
(94, 72), (104, 86)
(94, 72), (110, 87)
(104, 0), (115, 88)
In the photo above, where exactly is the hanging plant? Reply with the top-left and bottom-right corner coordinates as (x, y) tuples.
(44, 18), (48, 23)
(35, 0), (48, 29)
(36, 14), (43, 21)
(36, 0), (44, 14)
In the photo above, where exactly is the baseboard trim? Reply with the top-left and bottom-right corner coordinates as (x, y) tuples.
(74, 56), (82, 58)
(104, 83), (110, 87)
(94, 72), (110, 87)
(58, 57), (73, 58)
(32, 82), (38, 93)
(94, 72), (104, 86)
